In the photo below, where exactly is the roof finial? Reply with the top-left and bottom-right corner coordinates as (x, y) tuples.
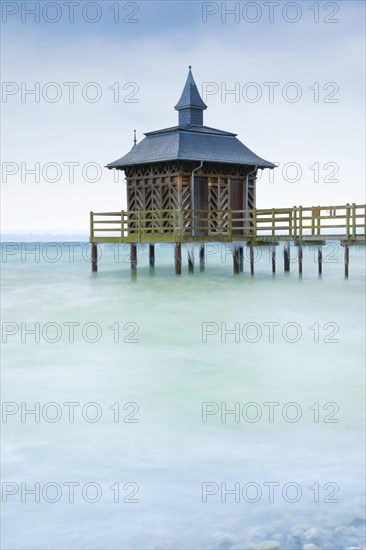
(189, 65), (192, 70)
(133, 129), (137, 147)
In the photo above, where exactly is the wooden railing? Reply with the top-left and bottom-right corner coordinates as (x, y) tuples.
(90, 204), (366, 243)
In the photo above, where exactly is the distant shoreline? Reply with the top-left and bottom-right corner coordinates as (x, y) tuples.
(1, 234), (90, 242)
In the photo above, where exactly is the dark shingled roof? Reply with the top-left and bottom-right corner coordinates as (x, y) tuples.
(107, 68), (274, 170)
(107, 126), (274, 168)
(175, 67), (207, 111)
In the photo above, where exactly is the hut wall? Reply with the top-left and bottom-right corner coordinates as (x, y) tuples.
(124, 162), (257, 236)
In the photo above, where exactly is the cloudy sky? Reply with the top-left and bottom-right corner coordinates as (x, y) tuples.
(1, 0), (365, 233)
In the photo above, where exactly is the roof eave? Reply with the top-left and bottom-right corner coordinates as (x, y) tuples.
(106, 158), (275, 170)
(175, 104), (207, 111)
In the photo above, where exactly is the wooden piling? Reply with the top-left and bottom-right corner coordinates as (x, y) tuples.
(130, 244), (137, 271)
(239, 246), (244, 273)
(271, 246), (276, 274)
(344, 245), (349, 278)
(284, 243), (290, 272)
(318, 246), (322, 276)
(233, 247), (240, 275)
(175, 243), (182, 275)
(91, 243), (98, 272)
(250, 245), (254, 276)
(199, 245), (205, 272)
(149, 244), (155, 268)
(298, 245), (303, 276)
(188, 248), (194, 274)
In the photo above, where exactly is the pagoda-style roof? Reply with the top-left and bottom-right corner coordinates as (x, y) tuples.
(107, 68), (274, 170)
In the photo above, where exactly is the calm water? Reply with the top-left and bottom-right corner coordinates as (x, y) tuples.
(1, 242), (365, 550)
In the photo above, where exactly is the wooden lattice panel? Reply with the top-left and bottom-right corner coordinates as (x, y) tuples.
(126, 172), (180, 234)
(247, 174), (256, 210)
(144, 178), (160, 232)
(180, 177), (192, 229)
(247, 174), (256, 231)
(208, 177), (230, 233)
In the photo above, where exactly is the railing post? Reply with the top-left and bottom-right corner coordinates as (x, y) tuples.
(352, 202), (356, 239)
(138, 211), (141, 242)
(272, 209), (275, 239)
(90, 212), (97, 273)
(252, 208), (257, 238)
(317, 206), (321, 236)
(121, 211), (124, 242)
(90, 211), (94, 240)
(289, 208), (293, 238)
(179, 208), (183, 241)
(243, 208), (247, 238)
(228, 210), (233, 241)
(293, 206), (297, 238)
(174, 209), (178, 241)
(346, 203), (350, 239)
(299, 206), (303, 241)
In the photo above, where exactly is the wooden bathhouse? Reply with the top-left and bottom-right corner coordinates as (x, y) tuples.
(107, 66), (274, 233)
(90, 67), (365, 276)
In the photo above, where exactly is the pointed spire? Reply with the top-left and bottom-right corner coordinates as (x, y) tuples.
(175, 66), (207, 126)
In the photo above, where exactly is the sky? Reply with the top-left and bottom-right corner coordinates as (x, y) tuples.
(1, 0), (365, 233)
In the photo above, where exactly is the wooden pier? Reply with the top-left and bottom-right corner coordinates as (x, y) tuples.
(90, 203), (366, 277)
(94, 70), (365, 278)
